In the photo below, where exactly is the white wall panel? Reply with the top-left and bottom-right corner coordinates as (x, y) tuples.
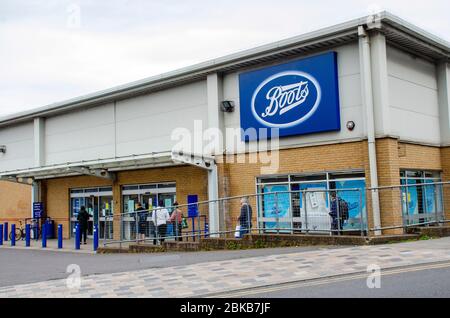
(45, 103), (115, 164)
(0, 122), (34, 171)
(115, 81), (208, 156)
(387, 46), (440, 144)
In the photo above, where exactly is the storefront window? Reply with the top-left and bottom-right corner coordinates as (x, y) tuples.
(257, 171), (366, 234)
(400, 170), (443, 225)
(259, 184), (291, 232)
(121, 182), (176, 240)
(333, 179), (366, 230)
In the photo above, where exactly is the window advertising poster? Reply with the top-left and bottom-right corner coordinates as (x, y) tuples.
(423, 179), (442, 214)
(297, 183), (329, 232)
(262, 185), (290, 231)
(334, 180), (366, 230)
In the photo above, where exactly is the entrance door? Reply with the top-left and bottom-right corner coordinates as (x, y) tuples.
(70, 187), (113, 239)
(84, 196), (97, 237)
(99, 196), (113, 240)
(121, 183), (176, 241)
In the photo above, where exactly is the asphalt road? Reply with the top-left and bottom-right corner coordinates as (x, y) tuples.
(0, 246), (328, 287)
(219, 262), (450, 298)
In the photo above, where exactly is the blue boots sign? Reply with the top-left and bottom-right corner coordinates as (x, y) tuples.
(239, 52), (341, 140)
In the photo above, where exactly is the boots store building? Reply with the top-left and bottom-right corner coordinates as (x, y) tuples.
(0, 12), (449, 240)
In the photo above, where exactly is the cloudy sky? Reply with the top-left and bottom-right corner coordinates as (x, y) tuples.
(0, 0), (449, 117)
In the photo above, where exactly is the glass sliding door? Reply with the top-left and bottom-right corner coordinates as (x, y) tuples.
(121, 182), (176, 241)
(70, 187), (113, 239)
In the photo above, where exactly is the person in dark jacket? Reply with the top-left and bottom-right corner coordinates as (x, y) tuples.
(238, 197), (253, 237)
(136, 202), (148, 243)
(329, 192), (348, 235)
(77, 206), (90, 244)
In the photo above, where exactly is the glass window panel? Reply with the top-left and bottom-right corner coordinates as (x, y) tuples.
(329, 172), (365, 180)
(158, 183), (176, 189)
(290, 174), (326, 182)
(258, 176), (289, 184)
(259, 184), (291, 232)
(123, 185), (139, 191)
(334, 179), (366, 230)
(141, 184), (157, 190)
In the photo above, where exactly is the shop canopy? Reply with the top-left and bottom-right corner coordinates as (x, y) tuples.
(0, 151), (216, 184)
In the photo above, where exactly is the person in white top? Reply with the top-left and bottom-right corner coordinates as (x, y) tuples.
(152, 200), (170, 244)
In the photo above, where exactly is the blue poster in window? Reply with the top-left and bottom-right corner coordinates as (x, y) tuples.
(334, 180), (366, 230)
(262, 185), (290, 230)
(239, 51), (341, 140)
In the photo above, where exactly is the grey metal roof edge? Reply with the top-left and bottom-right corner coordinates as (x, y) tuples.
(0, 11), (448, 127)
(380, 11), (450, 53)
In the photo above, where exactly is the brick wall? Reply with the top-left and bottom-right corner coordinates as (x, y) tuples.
(0, 181), (31, 225)
(43, 165), (207, 239)
(218, 141), (368, 233)
(441, 147), (450, 220)
(374, 138), (402, 235)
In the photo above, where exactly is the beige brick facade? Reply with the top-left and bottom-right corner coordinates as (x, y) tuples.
(441, 147), (450, 220)
(0, 181), (31, 225)
(42, 165), (208, 239)
(0, 139), (448, 239)
(218, 141), (369, 233)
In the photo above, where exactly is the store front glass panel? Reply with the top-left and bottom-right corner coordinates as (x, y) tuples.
(121, 182), (176, 241)
(70, 187), (113, 239)
(257, 171), (366, 234)
(258, 184), (291, 232)
(401, 170), (443, 225)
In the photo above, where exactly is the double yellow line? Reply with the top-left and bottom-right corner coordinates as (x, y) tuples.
(207, 261), (450, 298)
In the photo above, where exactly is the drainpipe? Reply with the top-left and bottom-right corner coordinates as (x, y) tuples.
(358, 26), (382, 236)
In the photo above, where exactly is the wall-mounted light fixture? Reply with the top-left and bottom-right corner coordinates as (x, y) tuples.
(220, 101), (235, 113)
(0, 145), (6, 154)
(346, 121), (356, 131)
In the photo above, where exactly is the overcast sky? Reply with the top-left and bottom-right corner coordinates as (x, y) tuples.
(0, 0), (449, 117)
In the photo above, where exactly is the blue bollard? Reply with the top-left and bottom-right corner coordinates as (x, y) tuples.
(11, 224), (16, 246)
(25, 224), (31, 247)
(0, 224), (3, 246)
(42, 223), (47, 248)
(58, 224), (63, 249)
(33, 223), (38, 241)
(4, 222), (8, 242)
(75, 224), (80, 250)
(93, 224), (99, 251)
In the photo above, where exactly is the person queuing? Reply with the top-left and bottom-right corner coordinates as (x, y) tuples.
(77, 206), (90, 245)
(238, 197), (253, 237)
(329, 192), (349, 235)
(169, 201), (183, 241)
(152, 200), (170, 245)
(135, 202), (148, 243)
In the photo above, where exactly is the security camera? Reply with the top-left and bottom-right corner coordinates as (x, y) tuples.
(220, 101), (235, 113)
(0, 146), (6, 154)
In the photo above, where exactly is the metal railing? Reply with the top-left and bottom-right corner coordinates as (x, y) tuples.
(101, 181), (449, 247)
(103, 187), (368, 247)
(368, 181), (450, 232)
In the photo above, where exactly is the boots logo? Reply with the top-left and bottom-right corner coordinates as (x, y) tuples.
(251, 71), (322, 128)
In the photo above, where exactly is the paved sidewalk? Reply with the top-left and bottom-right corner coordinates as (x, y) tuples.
(1, 238), (450, 298)
(0, 238), (96, 254)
